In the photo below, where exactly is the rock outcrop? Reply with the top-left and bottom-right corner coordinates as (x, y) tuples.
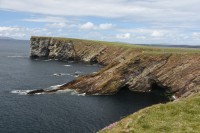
(30, 37), (77, 60)
(29, 36), (200, 98)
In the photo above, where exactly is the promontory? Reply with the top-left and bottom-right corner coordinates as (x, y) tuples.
(29, 36), (200, 132)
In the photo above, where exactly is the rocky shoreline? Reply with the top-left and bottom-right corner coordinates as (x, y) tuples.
(29, 36), (200, 99)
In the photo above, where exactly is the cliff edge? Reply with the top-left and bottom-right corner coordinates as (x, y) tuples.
(99, 93), (200, 133)
(30, 36), (200, 98)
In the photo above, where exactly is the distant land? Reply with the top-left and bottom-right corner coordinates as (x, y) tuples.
(139, 44), (200, 48)
(116, 42), (200, 49)
(0, 36), (15, 40)
(0, 36), (199, 48)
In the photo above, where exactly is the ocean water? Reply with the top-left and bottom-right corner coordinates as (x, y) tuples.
(0, 39), (168, 133)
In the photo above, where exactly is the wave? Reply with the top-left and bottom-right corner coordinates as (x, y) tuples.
(56, 89), (74, 94)
(43, 59), (52, 62)
(77, 93), (86, 96)
(47, 85), (84, 95)
(7, 56), (28, 58)
(33, 59), (53, 61)
(52, 73), (73, 77)
(75, 71), (83, 74)
(10, 84), (86, 96)
(11, 90), (32, 95)
(10, 84), (64, 95)
(66, 90), (86, 96)
(64, 65), (71, 67)
(47, 84), (64, 89)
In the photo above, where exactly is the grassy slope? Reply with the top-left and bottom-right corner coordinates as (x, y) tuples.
(99, 94), (200, 133)
(31, 36), (200, 55)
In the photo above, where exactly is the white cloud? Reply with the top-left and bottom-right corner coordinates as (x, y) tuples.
(151, 31), (164, 37)
(118, 28), (173, 40)
(1, 0), (200, 44)
(114, 27), (200, 44)
(46, 22), (77, 29)
(23, 16), (68, 23)
(192, 32), (200, 40)
(136, 36), (146, 40)
(79, 22), (95, 30)
(79, 22), (113, 30)
(1, 0), (200, 26)
(0, 27), (19, 32)
(24, 16), (79, 29)
(116, 33), (131, 39)
(99, 23), (113, 30)
(0, 26), (51, 39)
(46, 23), (66, 28)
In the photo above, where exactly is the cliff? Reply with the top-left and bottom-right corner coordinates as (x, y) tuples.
(30, 36), (200, 132)
(29, 36), (200, 98)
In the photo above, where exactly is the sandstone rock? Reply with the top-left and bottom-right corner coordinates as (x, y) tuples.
(29, 36), (200, 98)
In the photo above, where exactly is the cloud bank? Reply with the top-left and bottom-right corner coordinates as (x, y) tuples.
(1, 0), (200, 25)
(0, 0), (200, 44)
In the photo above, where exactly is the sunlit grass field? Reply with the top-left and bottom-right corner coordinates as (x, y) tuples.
(100, 94), (200, 133)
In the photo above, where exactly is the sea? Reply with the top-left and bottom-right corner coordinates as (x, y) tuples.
(0, 39), (168, 133)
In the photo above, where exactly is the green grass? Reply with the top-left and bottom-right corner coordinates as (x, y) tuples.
(31, 36), (200, 54)
(99, 94), (200, 133)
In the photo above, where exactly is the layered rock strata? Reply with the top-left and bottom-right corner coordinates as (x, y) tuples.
(29, 36), (200, 98)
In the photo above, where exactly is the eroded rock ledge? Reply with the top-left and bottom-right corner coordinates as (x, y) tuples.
(29, 36), (200, 98)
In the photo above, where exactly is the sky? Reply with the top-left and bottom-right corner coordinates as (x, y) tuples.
(0, 0), (200, 45)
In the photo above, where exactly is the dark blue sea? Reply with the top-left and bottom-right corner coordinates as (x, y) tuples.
(0, 39), (167, 133)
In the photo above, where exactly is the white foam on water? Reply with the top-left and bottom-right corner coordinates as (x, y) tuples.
(74, 75), (79, 78)
(56, 89), (86, 96)
(53, 73), (60, 76)
(10, 84), (87, 96)
(77, 93), (86, 96)
(56, 89), (74, 94)
(70, 91), (78, 95)
(52, 73), (73, 77)
(11, 90), (32, 95)
(7, 56), (28, 58)
(64, 89), (86, 96)
(43, 59), (52, 62)
(64, 65), (71, 67)
(35, 93), (43, 95)
(75, 71), (83, 74)
(48, 84), (64, 90)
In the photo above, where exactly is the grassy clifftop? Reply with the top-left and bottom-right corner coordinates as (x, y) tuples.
(99, 94), (200, 133)
(31, 36), (200, 55)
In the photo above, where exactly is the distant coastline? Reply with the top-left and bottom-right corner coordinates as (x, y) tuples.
(0, 36), (15, 40)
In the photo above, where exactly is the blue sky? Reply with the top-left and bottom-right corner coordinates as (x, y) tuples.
(0, 0), (200, 45)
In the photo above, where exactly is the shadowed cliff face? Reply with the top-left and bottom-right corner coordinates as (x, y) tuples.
(29, 36), (200, 98)
(31, 38), (77, 60)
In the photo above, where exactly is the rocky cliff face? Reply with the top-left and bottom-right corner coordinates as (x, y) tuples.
(29, 36), (200, 98)
(30, 37), (77, 60)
